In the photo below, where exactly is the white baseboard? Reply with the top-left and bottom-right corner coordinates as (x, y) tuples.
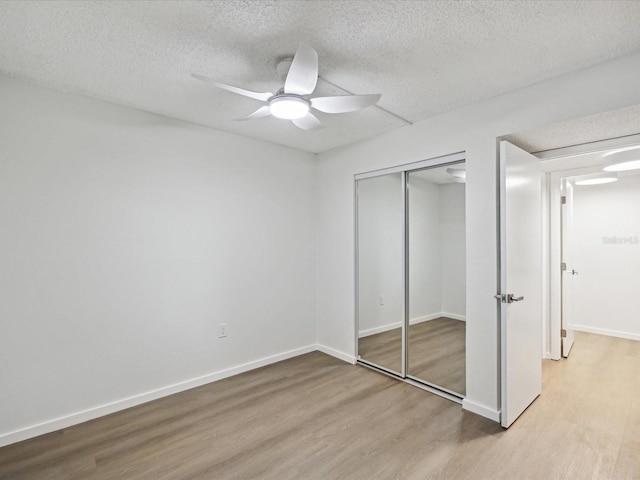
(0, 344), (317, 448)
(569, 324), (640, 342)
(7, 333), (491, 447)
(441, 312), (466, 322)
(462, 398), (501, 423)
(316, 344), (357, 364)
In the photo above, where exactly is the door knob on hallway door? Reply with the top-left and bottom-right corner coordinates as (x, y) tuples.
(494, 294), (524, 303)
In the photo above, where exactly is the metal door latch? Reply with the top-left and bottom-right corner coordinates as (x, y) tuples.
(494, 293), (524, 303)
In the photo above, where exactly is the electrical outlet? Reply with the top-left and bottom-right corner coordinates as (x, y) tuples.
(218, 323), (228, 338)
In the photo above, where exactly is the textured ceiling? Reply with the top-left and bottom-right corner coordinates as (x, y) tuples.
(1, 1), (640, 153)
(505, 104), (640, 154)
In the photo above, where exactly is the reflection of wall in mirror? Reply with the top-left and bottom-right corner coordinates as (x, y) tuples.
(439, 183), (466, 319)
(411, 180), (466, 323)
(357, 174), (404, 336)
(358, 174), (466, 338)
(409, 177), (442, 320)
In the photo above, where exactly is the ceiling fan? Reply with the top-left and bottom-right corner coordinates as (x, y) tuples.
(192, 44), (381, 131)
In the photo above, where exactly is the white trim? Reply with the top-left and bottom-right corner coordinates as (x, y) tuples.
(440, 312), (466, 322)
(354, 152), (465, 180)
(541, 173), (550, 360)
(0, 344), (317, 448)
(547, 171), (563, 360)
(316, 344), (357, 364)
(498, 141), (508, 427)
(3, 330), (487, 448)
(569, 325), (640, 342)
(462, 398), (501, 423)
(534, 133), (640, 160)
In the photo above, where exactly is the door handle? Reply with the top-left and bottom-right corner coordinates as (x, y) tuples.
(494, 294), (524, 303)
(571, 270), (579, 275)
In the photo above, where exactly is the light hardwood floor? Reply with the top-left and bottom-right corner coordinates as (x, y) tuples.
(1, 332), (639, 479)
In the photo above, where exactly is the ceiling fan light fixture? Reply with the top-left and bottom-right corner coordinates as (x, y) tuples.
(603, 160), (640, 172)
(269, 96), (309, 120)
(192, 43), (379, 131)
(446, 167), (466, 179)
(574, 172), (618, 186)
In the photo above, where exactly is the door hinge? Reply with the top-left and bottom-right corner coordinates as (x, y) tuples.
(561, 329), (567, 338)
(561, 195), (566, 204)
(561, 262), (567, 271)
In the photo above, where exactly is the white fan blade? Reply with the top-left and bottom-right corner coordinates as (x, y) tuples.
(310, 94), (381, 114)
(284, 44), (318, 95)
(292, 112), (324, 131)
(235, 106), (271, 121)
(192, 73), (273, 102)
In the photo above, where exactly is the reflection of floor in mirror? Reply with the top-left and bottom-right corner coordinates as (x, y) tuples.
(358, 317), (465, 395)
(358, 324), (403, 373)
(408, 317), (465, 395)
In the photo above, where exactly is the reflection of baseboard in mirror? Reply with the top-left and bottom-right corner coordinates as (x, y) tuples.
(359, 312), (466, 338)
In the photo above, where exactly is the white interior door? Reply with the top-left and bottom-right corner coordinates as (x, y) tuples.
(561, 180), (576, 357)
(499, 141), (543, 428)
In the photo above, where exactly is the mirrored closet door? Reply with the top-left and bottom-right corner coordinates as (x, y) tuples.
(356, 155), (466, 399)
(407, 164), (466, 395)
(356, 172), (403, 375)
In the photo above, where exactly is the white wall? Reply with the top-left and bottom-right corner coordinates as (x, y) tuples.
(571, 175), (640, 339)
(0, 76), (316, 445)
(439, 183), (466, 318)
(409, 178), (467, 321)
(315, 52), (640, 421)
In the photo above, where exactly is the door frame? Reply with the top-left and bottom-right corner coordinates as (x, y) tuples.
(560, 179), (576, 358)
(537, 133), (640, 359)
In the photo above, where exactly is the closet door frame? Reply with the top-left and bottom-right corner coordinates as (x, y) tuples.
(354, 151), (465, 403)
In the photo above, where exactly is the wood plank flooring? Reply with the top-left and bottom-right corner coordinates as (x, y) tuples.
(1, 331), (639, 479)
(358, 317), (465, 394)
